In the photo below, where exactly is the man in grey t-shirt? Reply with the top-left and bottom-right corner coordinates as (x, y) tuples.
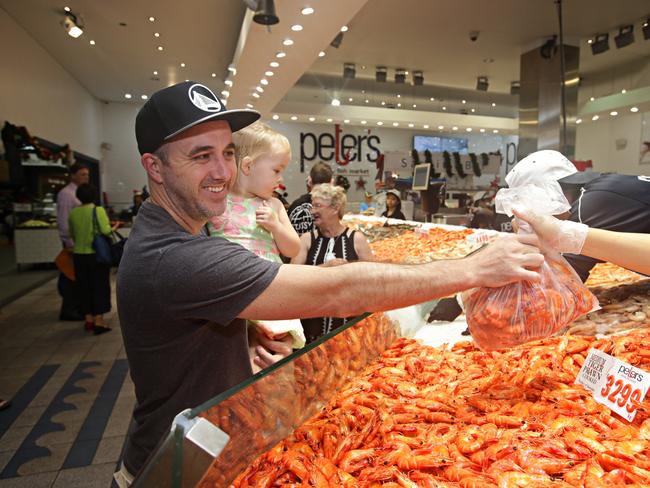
(116, 81), (545, 483)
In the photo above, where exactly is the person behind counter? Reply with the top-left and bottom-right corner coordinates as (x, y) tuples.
(381, 189), (406, 220)
(115, 81), (544, 484)
(68, 183), (117, 334)
(287, 161), (333, 235)
(291, 183), (374, 343)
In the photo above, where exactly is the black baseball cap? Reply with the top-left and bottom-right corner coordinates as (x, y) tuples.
(135, 81), (260, 155)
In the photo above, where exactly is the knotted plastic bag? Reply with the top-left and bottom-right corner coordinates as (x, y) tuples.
(461, 181), (599, 350)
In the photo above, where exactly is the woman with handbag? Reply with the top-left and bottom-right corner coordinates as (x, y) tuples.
(68, 183), (117, 334)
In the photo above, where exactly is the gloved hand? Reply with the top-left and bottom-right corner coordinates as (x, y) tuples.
(513, 207), (588, 254)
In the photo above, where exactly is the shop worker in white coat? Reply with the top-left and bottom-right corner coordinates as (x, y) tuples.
(114, 81), (544, 484)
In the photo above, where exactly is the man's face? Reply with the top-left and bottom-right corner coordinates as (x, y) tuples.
(157, 120), (236, 221)
(72, 168), (89, 185)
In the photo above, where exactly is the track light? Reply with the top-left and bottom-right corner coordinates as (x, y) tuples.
(476, 76), (489, 91)
(510, 81), (520, 95)
(412, 70), (424, 86)
(247, 0), (279, 26)
(591, 33), (609, 55)
(376, 66), (387, 83)
(343, 63), (356, 79)
(61, 10), (84, 38)
(395, 68), (406, 84)
(330, 31), (344, 49)
(614, 25), (634, 49)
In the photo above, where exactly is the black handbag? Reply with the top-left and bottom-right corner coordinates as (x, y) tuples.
(92, 207), (126, 267)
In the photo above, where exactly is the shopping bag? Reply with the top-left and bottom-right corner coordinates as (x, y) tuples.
(461, 181), (599, 350)
(92, 208), (126, 267)
(54, 248), (75, 281)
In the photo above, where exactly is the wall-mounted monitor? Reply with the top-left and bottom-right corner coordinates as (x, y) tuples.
(412, 164), (431, 191)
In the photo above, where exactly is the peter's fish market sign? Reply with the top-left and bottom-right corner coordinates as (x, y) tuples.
(299, 124), (382, 170)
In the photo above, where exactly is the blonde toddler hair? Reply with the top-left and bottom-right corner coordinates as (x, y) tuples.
(311, 183), (347, 218)
(233, 122), (291, 166)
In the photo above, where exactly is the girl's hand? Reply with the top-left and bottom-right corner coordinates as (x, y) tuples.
(255, 201), (279, 232)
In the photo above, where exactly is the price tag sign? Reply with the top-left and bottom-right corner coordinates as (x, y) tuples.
(576, 348), (650, 422)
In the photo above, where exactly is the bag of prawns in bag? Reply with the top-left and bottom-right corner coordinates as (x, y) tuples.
(461, 181), (599, 350)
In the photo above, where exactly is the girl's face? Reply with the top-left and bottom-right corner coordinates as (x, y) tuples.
(246, 151), (289, 200)
(386, 194), (399, 209)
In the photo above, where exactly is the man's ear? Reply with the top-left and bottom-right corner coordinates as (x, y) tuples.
(141, 154), (164, 185)
(240, 156), (253, 176)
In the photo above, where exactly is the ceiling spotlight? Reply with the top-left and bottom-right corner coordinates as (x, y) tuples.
(376, 66), (387, 83)
(397, 94), (401, 98)
(251, 0), (279, 25)
(408, 123), (414, 128)
(413, 70), (424, 86)
(291, 24), (303, 31)
(479, 128), (485, 133)
(576, 118), (582, 124)
(330, 31), (344, 48)
(392, 122), (399, 127)
(630, 107), (639, 112)
(318, 51), (326, 57)
(461, 99), (467, 104)
(397, 103), (401, 107)
(610, 111), (618, 116)
(331, 98), (341, 106)
(510, 81), (520, 95)
(228, 65), (237, 74)
(89, 39), (95, 45)
(592, 115), (599, 121)
(365, 99), (369, 104)
(344, 119), (350, 124)
(153, 70), (158, 75)
(412, 104), (417, 108)
(377, 121), (383, 126)
(438, 125), (444, 130)
(493, 129), (499, 133)
(348, 97), (353, 102)
(429, 97), (434, 101)
(471, 108), (476, 113)
(141, 95), (148, 100)
(466, 128), (472, 132)
(301, 7), (314, 15)
(180, 62), (186, 68)
(291, 116), (298, 120)
(309, 117), (315, 122)
(423, 125), (429, 129)
(225, 80), (233, 86)
(256, 86), (264, 92)
(452, 126), (458, 131)
(154, 32), (160, 37)
(148, 16), (155, 22)
(327, 118), (333, 122)
(276, 52), (286, 58)
(265, 71), (274, 76)
(614, 25), (634, 48)
(343, 63), (356, 79)
(211, 73), (216, 77)
(260, 78), (269, 85)
(247, 103), (254, 108)
(124, 93), (132, 99)
(361, 120), (367, 125)
(590, 96), (595, 101)
(476, 76), (489, 91)
(340, 25), (349, 32)
(64, 6), (70, 12)
(270, 61), (280, 67)
(621, 89), (627, 94)
(283, 38), (294, 46)
(395, 68), (406, 84)
(61, 10), (84, 38)
(381, 101), (386, 106)
(272, 114), (279, 120)
(591, 33), (609, 54)
(491, 102), (496, 107)
(442, 106), (447, 111)
(252, 92), (260, 98)
(221, 90), (230, 97)
(157, 46), (164, 51)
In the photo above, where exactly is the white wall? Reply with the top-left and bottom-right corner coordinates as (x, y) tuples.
(0, 9), (103, 159)
(575, 110), (649, 175)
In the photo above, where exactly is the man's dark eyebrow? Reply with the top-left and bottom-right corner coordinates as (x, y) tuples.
(225, 143), (236, 151)
(187, 145), (215, 157)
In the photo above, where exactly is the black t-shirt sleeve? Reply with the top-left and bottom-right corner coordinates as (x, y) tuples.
(154, 236), (280, 325)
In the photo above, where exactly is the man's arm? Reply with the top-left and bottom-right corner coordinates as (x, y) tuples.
(240, 234), (543, 320)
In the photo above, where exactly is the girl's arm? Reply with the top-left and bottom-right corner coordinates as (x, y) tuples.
(258, 198), (301, 257)
(290, 232), (311, 265)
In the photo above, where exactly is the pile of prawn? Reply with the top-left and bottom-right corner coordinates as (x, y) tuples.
(231, 329), (650, 487)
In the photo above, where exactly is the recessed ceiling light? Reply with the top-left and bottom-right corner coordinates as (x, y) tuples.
(154, 32), (160, 37)
(491, 102), (496, 107)
(590, 96), (595, 101)
(592, 115), (599, 121)
(141, 94), (148, 100)
(576, 118), (582, 124)
(276, 52), (286, 58)
(392, 122), (399, 127)
(309, 117), (315, 122)
(89, 40), (95, 45)
(265, 71), (274, 76)
(397, 94), (401, 98)
(225, 80), (233, 86)
(381, 101), (386, 106)
(348, 97), (353, 102)
(180, 63), (185, 68)
(331, 98), (341, 106)
(442, 106), (447, 110)
(185, 79), (189, 82)
(157, 46), (163, 51)
(621, 89), (627, 94)
(64, 6), (71, 12)
(377, 121), (383, 126)
(291, 24), (303, 31)
(252, 92), (260, 98)
(404, 71), (409, 75)
(270, 61), (280, 68)
(344, 119), (350, 124)
(291, 116), (298, 120)
(327, 118), (333, 122)
(610, 111), (618, 116)
(412, 104), (417, 108)
(124, 93), (132, 99)
(397, 103), (401, 107)
(221, 90), (230, 97)
(256, 86), (264, 93)
(408, 123), (414, 128)
(479, 128), (485, 133)
(471, 108), (475, 113)
(438, 125), (444, 130)
(493, 129), (499, 133)
(228, 66), (237, 74)
(587, 39), (593, 44)
(301, 7), (314, 15)
(260, 79), (269, 85)
(466, 128), (472, 132)
(631, 106), (639, 112)
(272, 114), (279, 120)
(318, 51), (325, 57)
(148, 16), (155, 22)
(361, 120), (367, 124)
(153, 70), (158, 75)
(452, 126), (458, 131)
(423, 124), (429, 129)
(340, 26), (348, 32)
(429, 97), (435, 101)
(247, 103), (254, 109)
(461, 99), (466, 104)
(283, 39), (294, 46)
(365, 99), (369, 104)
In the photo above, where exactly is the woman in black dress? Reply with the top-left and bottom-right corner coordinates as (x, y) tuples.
(291, 183), (374, 343)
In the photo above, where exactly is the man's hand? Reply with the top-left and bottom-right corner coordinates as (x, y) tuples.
(252, 333), (293, 372)
(513, 207), (588, 254)
(468, 233), (544, 288)
(255, 201), (279, 232)
(319, 258), (348, 267)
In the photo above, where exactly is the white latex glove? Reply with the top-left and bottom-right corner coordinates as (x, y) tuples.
(513, 207), (588, 254)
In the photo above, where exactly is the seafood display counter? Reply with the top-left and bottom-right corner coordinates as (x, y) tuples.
(132, 219), (650, 487)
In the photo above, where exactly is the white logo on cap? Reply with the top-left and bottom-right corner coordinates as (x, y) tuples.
(188, 84), (221, 112)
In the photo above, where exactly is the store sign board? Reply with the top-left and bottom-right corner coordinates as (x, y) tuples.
(299, 124), (382, 166)
(576, 348), (650, 422)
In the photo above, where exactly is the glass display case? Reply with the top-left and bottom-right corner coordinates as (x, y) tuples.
(131, 309), (427, 488)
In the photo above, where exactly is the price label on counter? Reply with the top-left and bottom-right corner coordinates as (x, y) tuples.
(576, 348), (650, 422)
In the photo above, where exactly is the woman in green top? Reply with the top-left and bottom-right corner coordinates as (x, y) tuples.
(68, 184), (114, 334)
